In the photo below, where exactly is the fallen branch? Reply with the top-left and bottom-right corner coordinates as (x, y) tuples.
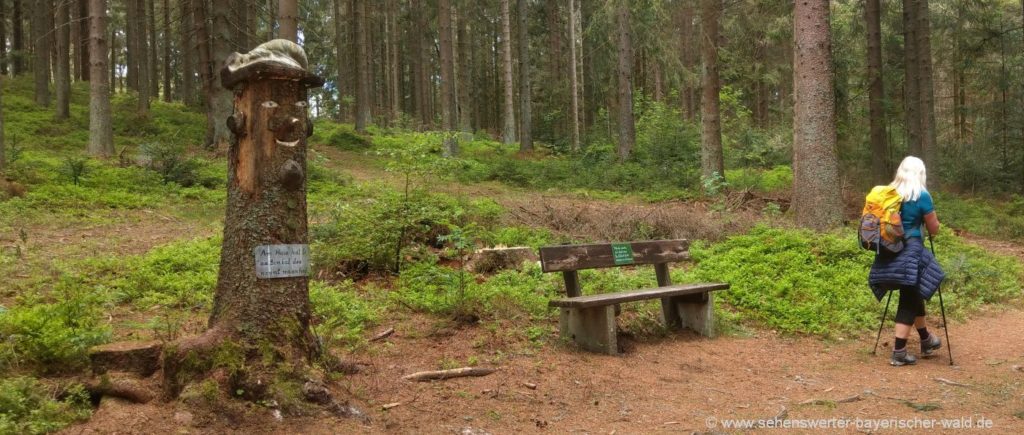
(934, 377), (972, 388)
(402, 367), (496, 382)
(797, 394), (861, 406)
(370, 328), (395, 342)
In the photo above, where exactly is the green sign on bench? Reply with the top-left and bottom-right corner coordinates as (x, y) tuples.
(611, 243), (634, 265)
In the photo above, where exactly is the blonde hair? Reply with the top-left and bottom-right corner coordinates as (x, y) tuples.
(891, 156), (927, 202)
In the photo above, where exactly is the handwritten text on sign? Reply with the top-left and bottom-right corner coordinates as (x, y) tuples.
(254, 244), (310, 279)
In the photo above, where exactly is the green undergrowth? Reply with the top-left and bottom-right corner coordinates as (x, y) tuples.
(679, 226), (1023, 337)
(0, 377), (92, 435)
(937, 192), (1024, 241)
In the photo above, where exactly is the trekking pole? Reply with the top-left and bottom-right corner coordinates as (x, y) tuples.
(872, 289), (893, 355)
(928, 234), (954, 366)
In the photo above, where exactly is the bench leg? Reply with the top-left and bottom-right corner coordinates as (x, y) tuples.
(559, 306), (618, 355)
(673, 292), (715, 337)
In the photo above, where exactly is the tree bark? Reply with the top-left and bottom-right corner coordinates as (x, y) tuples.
(615, 0), (635, 162)
(78, 0), (90, 81)
(700, 0), (723, 178)
(12, 0), (24, 76)
(902, 0), (921, 156)
(332, 0), (346, 122)
(162, 0), (172, 101)
(517, 0), (532, 153)
(568, 0), (580, 151)
(88, 0), (113, 158)
(914, 0), (938, 185)
(56, 0), (72, 119)
(439, 0), (458, 155)
(1, 1), (8, 76)
(792, 0), (842, 230)
(32, 0), (53, 107)
(165, 44), (324, 399)
(355, 0), (372, 132)
(193, 0), (216, 147)
(210, 0), (234, 148)
(679, 1), (697, 121)
(129, 0), (151, 115)
(865, 0), (889, 184)
(278, 0), (298, 42)
(456, 7), (472, 132)
(499, 0), (516, 144)
(179, 0), (196, 106)
(0, 75), (5, 171)
(149, 0), (159, 96)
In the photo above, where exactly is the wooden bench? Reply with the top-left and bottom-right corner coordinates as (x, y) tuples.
(539, 239), (729, 355)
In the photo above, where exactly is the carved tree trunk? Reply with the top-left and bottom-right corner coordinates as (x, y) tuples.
(700, 0), (723, 180)
(164, 41), (324, 399)
(278, 0), (298, 42)
(792, 0), (842, 230)
(88, 0), (113, 157)
(865, 0), (890, 184)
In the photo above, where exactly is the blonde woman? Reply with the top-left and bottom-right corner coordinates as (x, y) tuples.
(868, 156), (945, 366)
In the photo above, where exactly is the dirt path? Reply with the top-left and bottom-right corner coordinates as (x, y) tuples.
(63, 305), (1024, 434)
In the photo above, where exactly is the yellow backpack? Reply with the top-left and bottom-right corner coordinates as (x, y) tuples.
(858, 185), (905, 253)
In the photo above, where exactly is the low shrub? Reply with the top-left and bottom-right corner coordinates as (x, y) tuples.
(0, 377), (92, 435)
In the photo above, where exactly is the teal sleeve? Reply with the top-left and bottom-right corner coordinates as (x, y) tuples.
(919, 191), (934, 214)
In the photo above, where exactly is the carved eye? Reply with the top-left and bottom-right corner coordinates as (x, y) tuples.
(295, 101), (308, 109)
(261, 101), (279, 109)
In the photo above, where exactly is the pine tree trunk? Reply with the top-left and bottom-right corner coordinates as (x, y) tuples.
(902, 0), (921, 156)
(500, 0), (516, 144)
(32, 0), (52, 107)
(278, 0), (298, 42)
(88, 0), (113, 157)
(163, 0), (172, 101)
(69, 1), (80, 80)
(135, 0), (151, 115)
(148, 0), (159, 96)
(792, 0), (842, 230)
(110, 18), (117, 92)
(680, 2), (696, 121)
(56, 0), (71, 119)
(333, 0), (346, 122)
(439, 0), (458, 155)
(866, 0), (890, 184)
(78, 0), (90, 81)
(210, 0), (234, 148)
(915, 0), (938, 185)
(0, 75), (4, 171)
(164, 46), (324, 399)
(12, 0), (24, 76)
(517, 0), (532, 153)
(180, 0), (195, 106)
(355, 0), (372, 132)
(700, 0), (722, 179)
(0, 1), (7, 76)
(615, 0), (635, 162)
(456, 8), (472, 132)
(568, 0), (580, 152)
(126, 0), (138, 91)
(193, 0), (216, 147)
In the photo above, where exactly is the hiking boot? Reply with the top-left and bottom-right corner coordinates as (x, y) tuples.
(921, 334), (942, 357)
(891, 349), (917, 366)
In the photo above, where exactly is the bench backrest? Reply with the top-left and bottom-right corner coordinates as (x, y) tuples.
(539, 239), (690, 272)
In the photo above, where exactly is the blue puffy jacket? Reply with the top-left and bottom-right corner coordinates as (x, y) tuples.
(868, 238), (945, 301)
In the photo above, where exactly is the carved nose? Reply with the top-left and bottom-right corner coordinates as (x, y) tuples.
(274, 117), (302, 135)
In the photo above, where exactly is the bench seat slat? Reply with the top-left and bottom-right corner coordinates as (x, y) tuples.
(548, 283), (729, 309)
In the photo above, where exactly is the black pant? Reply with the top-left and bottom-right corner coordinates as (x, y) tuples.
(895, 286), (926, 325)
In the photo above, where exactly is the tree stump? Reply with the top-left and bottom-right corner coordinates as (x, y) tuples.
(89, 340), (162, 377)
(466, 247), (538, 273)
(163, 40), (325, 400)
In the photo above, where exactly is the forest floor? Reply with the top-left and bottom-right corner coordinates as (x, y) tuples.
(35, 148), (1023, 434)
